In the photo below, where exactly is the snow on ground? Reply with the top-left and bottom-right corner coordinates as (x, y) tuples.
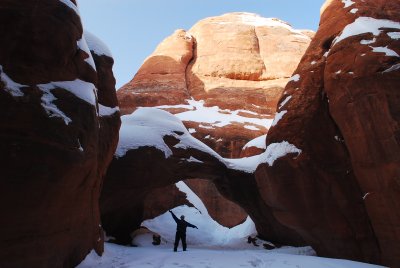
(155, 99), (273, 130)
(78, 179), (384, 268)
(77, 242), (384, 268)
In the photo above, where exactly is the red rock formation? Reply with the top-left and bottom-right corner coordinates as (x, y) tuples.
(184, 179), (247, 228)
(100, 108), (304, 246)
(118, 29), (193, 112)
(0, 2), (119, 267)
(115, 13), (312, 229)
(240, 134), (267, 157)
(118, 12), (313, 158)
(256, 0), (400, 266)
(88, 31), (122, 255)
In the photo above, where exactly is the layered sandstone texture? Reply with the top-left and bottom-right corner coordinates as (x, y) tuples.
(118, 12), (313, 158)
(0, 1), (120, 267)
(256, 0), (400, 267)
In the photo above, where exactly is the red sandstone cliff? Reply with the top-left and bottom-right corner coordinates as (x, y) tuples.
(0, 1), (120, 267)
(256, 0), (400, 266)
(115, 12), (312, 229)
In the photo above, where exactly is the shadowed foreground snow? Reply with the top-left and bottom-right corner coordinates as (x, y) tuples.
(77, 181), (386, 268)
(77, 242), (384, 268)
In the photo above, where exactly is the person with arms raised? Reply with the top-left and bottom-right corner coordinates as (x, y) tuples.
(169, 210), (198, 252)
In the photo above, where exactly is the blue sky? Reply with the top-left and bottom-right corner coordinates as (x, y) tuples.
(78, 0), (325, 89)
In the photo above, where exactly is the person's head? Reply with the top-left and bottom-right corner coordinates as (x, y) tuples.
(180, 215), (185, 220)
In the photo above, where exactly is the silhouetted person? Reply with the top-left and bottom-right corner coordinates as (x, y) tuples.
(169, 210), (198, 251)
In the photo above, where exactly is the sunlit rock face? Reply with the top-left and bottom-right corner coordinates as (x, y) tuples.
(256, 0), (400, 266)
(0, 1), (120, 267)
(118, 12), (313, 158)
(115, 12), (312, 230)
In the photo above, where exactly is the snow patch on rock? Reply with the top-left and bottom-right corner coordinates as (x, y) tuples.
(243, 134), (267, 150)
(342, 0), (355, 8)
(387, 32), (400, 39)
(279, 96), (292, 110)
(99, 104), (119, 117)
(288, 74), (300, 83)
(37, 79), (97, 125)
(271, 110), (287, 127)
(186, 156), (203, 163)
(360, 38), (376, 45)
(38, 79), (97, 105)
(383, 63), (400, 73)
(116, 107), (223, 160)
(260, 141), (302, 166)
(350, 8), (358, 14)
(84, 30), (113, 58)
(77, 36), (97, 71)
(156, 99), (272, 130)
(40, 87), (72, 125)
(370, 46), (399, 57)
(58, 0), (79, 15)
(0, 65), (26, 97)
(244, 125), (260, 131)
(333, 17), (400, 46)
(226, 141), (301, 173)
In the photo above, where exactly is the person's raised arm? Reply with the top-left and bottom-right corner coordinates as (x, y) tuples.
(169, 210), (179, 223)
(185, 221), (198, 229)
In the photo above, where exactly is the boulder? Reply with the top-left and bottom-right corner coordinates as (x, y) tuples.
(0, 1), (119, 267)
(256, 0), (400, 266)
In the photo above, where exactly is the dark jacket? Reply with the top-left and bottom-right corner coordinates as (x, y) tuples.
(170, 211), (197, 234)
